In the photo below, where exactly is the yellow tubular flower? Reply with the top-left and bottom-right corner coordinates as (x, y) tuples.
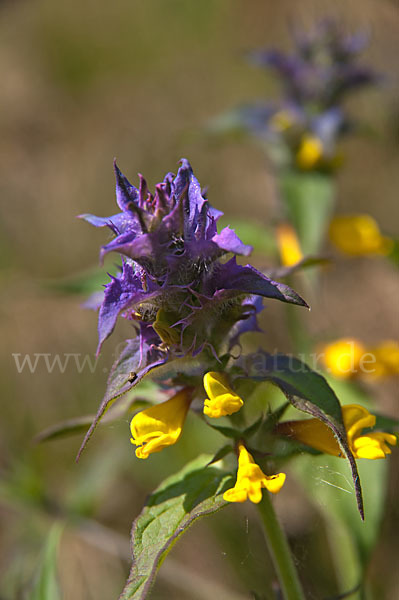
(203, 372), (244, 418)
(296, 134), (323, 170)
(369, 341), (399, 378)
(329, 214), (393, 256)
(277, 404), (397, 460)
(223, 443), (286, 504)
(321, 338), (365, 379)
(130, 388), (193, 459)
(276, 223), (303, 267)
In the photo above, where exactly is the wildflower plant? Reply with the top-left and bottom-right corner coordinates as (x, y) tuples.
(71, 158), (396, 599)
(30, 16), (397, 600)
(1, 6), (397, 600)
(243, 19), (380, 174)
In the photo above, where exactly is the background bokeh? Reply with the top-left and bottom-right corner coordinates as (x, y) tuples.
(1, 1), (398, 598)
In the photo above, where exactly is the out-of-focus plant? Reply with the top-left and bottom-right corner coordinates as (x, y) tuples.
(211, 19), (383, 257)
(243, 19), (379, 173)
(26, 15), (398, 600)
(328, 214), (394, 257)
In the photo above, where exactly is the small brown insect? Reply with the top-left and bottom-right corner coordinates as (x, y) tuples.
(128, 372), (137, 384)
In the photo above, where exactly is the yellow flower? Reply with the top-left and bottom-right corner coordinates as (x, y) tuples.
(276, 223), (303, 267)
(277, 404), (397, 460)
(321, 338), (399, 380)
(321, 338), (365, 379)
(130, 388), (193, 459)
(223, 443), (286, 503)
(369, 341), (399, 378)
(203, 372), (244, 418)
(296, 134), (323, 170)
(329, 214), (393, 256)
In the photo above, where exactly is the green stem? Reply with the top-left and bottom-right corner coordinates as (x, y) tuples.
(257, 492), (305, 600)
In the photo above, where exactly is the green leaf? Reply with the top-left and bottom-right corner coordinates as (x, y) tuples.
(207, 423), (241, 440)
(34, 385), (157, 443)
(207, 444), (235, 466)
(120, 454), (233, 600)
(30, 523), (64, 600)
(242, 352), (364, 518)
(243, 414), (264, 438)
(257, 402), (290, 435)
(246, 354), (342, 420)
(279, 170), (335, 256)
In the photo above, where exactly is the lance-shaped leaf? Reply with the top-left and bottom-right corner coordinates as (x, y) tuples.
(76, 337), (169, 462)
(34, 390), (155, 443)
(240, 352), (364, 518)
(119, 454), (233, 600)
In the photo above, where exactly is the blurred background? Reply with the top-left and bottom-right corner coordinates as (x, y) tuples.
(0, 0), (398, 598)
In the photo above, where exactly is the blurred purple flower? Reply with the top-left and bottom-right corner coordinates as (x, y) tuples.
(249, 19), (380, 107)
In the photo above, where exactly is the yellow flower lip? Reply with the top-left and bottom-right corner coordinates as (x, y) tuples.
(223, 443), (286, 504)
(277, 404), (397, 460)
(130, 387), (193, 459)
(203, 372), (244, 419)
(329, 214), (393, 257)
